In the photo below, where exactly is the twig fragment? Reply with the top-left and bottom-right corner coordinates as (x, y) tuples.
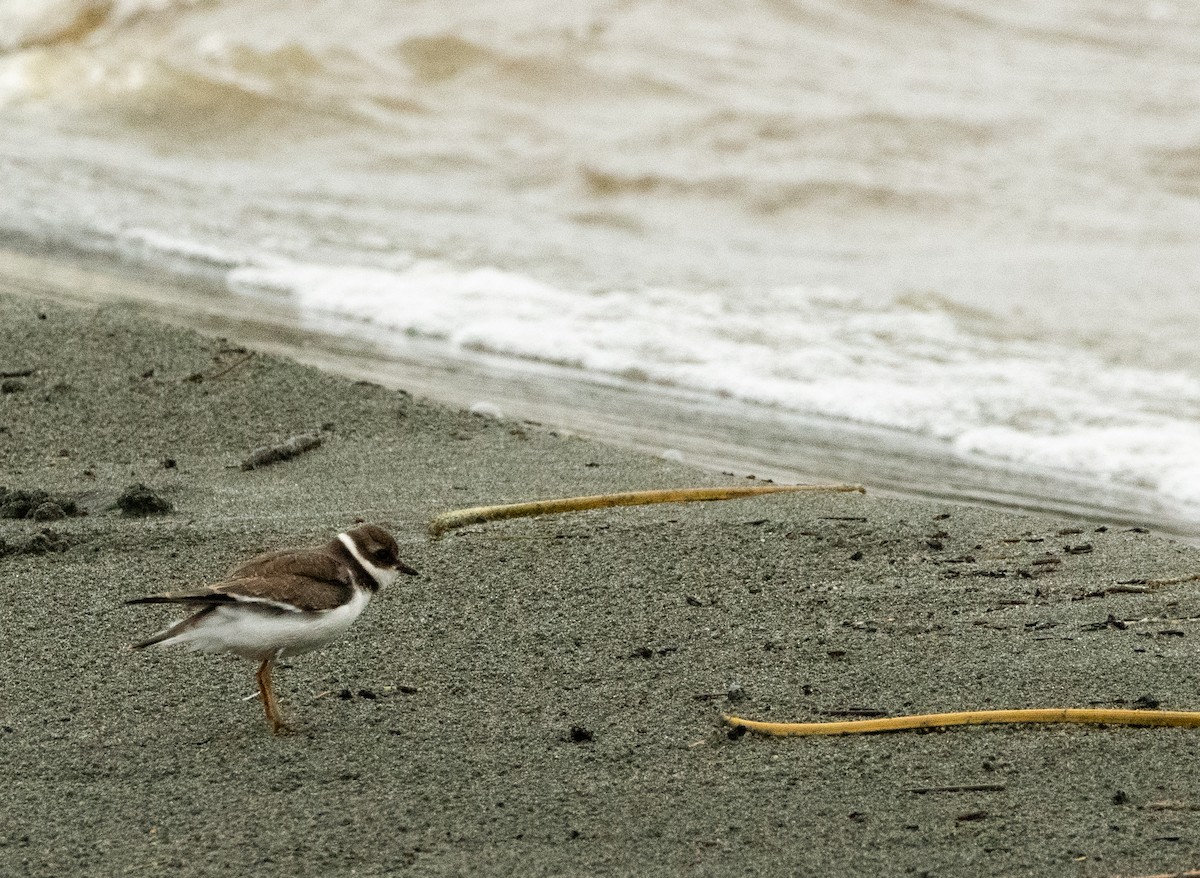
(184, 352), (255, 383)
(1084, 585), (1153, 597)
(1081, 572), (1200, 599)
(907, 784), (1006, 794)
(428, 483), (866, 538)
(240, 432), (323, 470)
(1143, 573), (1200, 587)
(1143, 800), (1200, 812)
(206, 351), (255, 381)
(722, 707), (1200, 737)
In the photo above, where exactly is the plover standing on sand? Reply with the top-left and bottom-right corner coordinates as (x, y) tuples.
(127, 523), (416, 734)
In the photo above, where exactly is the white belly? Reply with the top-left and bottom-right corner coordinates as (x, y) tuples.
(168, 588), (371, 660)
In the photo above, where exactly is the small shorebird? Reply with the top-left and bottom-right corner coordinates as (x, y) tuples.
(126, 523), (417, 734)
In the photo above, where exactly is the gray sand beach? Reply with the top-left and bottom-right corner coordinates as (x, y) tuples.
(2, 293), (1200, 877)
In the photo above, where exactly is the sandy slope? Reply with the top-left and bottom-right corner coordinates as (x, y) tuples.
(2, 294), (1199, 876)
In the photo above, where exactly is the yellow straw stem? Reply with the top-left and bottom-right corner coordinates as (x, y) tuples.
(428, 483), (866, 538)
(723, 708), (1200, 737)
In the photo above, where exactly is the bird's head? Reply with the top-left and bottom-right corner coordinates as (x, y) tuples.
(340, 523), (418, 590)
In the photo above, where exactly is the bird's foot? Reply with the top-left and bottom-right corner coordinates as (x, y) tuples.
(268, 719), (294, 737)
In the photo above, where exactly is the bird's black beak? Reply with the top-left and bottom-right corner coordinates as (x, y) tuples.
(397, 561), (419, 576)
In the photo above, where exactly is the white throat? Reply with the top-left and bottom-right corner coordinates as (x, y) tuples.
(338, 532), (397, 590)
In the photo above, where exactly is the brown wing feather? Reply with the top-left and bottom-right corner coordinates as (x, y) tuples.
(228, 548), (347, 581)
(127, 550), (356, 612)
(212, 573), (354, 612)
(127, 575), (352, 612)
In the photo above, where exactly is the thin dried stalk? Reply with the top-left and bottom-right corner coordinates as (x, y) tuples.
(428, 483), (865, 538)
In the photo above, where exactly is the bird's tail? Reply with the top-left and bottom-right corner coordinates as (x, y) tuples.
(130, 606), (216, 649)
(126, 595), (179, 606)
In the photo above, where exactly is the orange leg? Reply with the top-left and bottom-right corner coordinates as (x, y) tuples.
(256, 658), (289, 735)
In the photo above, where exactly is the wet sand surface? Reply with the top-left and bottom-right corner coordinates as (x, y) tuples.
(2, 294), (1199, 876)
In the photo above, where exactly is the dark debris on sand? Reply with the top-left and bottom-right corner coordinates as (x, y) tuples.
(0, 527), (70, 557)
(0, 487), (82, 520)
(114, 483), (172, 516)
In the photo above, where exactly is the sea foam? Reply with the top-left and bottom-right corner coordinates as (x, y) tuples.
(220, 250), (1200, 512)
